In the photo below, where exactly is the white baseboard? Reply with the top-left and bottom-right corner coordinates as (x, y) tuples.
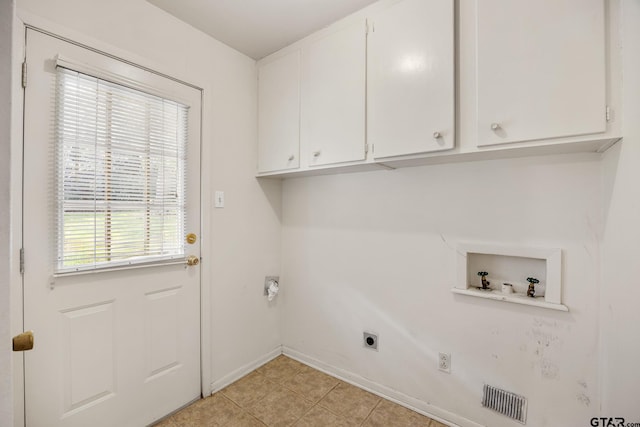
(282, 346), (484, 427)
(210, 345), (282, 394)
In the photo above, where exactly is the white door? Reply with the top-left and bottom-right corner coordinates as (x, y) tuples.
(257, 49), (301, 174)
(301, 19), (366, 167)
(476, 0), (606, 146)
(22, 29), (202, 427)
(368, 0), (455, 159)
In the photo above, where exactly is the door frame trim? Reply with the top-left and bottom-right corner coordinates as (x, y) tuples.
(12, 17), (212, 426)
(10, 13), (26, 427)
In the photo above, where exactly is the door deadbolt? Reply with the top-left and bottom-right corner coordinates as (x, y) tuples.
(13, 330), (34, 352)
(186, 255), (200, 266)
(186, 233), (197, 244)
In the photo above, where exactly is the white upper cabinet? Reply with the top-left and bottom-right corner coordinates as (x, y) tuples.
(368, 0), (455, 159)
(301, 20), (367, 167)
(476, 0), (606, 147)
(257, 50), (301, 173)
(256, 0), (617, 177)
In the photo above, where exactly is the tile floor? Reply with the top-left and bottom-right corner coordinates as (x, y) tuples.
(154, 355), (448, 427)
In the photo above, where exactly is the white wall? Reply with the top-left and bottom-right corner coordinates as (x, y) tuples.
(15, 0), (281, 397)
(278, 2), (620, 427)
(281, 153), (603, 427)
(7, 1), (639, 427)
(1, 1), (15, 427)
(600, 0), (640, 419)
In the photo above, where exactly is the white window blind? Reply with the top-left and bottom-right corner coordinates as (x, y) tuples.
(55, 67), (188, 273)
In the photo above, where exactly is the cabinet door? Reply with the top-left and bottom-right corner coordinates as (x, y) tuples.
(301, 20), (366, 167)
(368, 0), (455, 159)
(258, 50), (300, 173)
(477, 0), (606, 146)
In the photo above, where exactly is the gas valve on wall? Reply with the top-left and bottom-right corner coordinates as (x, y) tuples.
(264, 276), (279, 301)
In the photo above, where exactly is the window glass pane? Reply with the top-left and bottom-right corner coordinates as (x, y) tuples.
(55, 68), (188, 273)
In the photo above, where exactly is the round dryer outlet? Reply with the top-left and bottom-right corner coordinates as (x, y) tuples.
(363, 332), (378, 350)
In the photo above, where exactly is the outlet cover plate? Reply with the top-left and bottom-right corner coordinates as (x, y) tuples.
(439, 352), (451, 373)
(214, 191), (225, 208)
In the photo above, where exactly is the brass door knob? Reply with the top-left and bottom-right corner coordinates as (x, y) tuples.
(186, 233), (197, 244)
(186, 255), (200, 266)
(13, 331), (34, 352)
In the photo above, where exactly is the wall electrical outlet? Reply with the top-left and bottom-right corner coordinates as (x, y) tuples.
(438, 352), (451, 373)
(363, 332), (378, 350)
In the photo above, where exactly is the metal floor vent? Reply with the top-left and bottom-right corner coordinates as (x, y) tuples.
(482, 384), (527, 424)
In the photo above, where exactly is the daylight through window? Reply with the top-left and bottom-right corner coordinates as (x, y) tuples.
(55, 67), (188, 273)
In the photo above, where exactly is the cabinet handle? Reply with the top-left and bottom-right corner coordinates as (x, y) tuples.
(491, 123), (501, 131)
(433, 131), (442, 139)
(288, 155), (295, 161)
(312, 150), (321, 157)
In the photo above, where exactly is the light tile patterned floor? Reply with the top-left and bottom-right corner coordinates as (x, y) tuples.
(154, 355), (448, 427)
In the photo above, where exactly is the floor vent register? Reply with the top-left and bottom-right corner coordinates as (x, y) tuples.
(482, 384), (527, 424)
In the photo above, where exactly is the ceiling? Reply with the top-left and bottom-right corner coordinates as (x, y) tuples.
(147, 0), (378, 60)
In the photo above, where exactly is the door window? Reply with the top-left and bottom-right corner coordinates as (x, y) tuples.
(55, 67), (188, 273)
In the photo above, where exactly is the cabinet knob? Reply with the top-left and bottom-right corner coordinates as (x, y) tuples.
(288, 155), (295, 161)
(433, 131), (441, 139)
(491, 123), (501, 131)
(312, 150), (321, 157)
